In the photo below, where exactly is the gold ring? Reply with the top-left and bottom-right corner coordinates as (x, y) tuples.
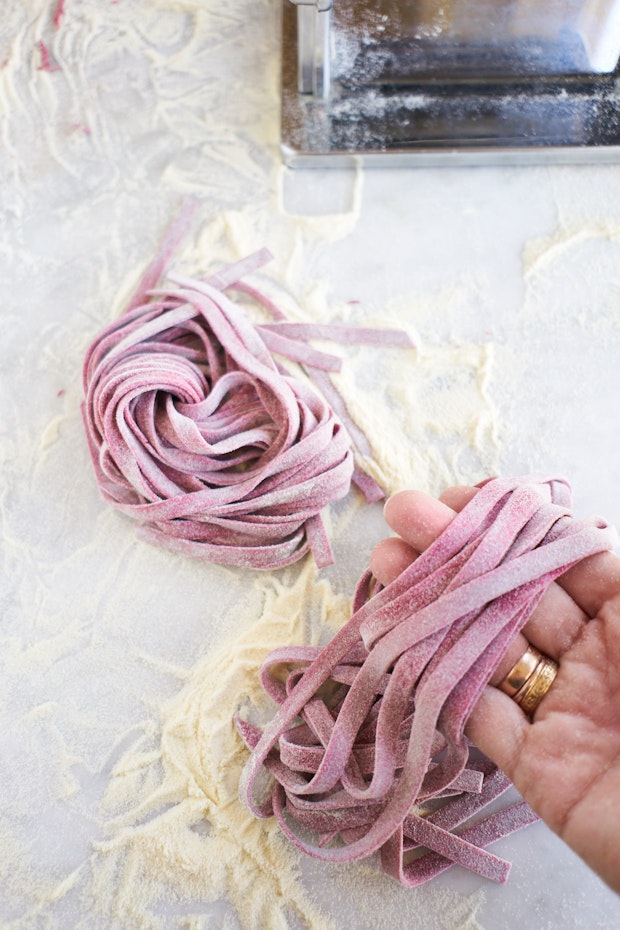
(499, 646), (559, 716)
(498, 645), (542, 697)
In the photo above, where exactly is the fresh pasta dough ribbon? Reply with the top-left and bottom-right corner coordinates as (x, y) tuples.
(237, 476), (618, 882)
(82, 215), (412, 569)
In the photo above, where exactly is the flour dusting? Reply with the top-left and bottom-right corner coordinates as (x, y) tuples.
(0, 1), (500, 928)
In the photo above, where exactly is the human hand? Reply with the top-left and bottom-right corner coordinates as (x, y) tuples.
(370, 485), (620, 894)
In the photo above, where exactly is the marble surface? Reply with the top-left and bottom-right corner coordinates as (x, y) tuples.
(2, 2), (620, 928)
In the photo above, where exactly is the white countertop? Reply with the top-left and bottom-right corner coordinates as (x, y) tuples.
(2, 2), (620, 928)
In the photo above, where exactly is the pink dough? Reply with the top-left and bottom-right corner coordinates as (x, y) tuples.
(237, 476), (617, 882)
(82, 224), (412, 570)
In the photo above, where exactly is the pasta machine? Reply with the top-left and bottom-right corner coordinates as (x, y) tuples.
(281, 0), (620, 164)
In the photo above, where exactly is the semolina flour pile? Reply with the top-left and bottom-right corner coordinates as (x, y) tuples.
(75, 564), (487, 930)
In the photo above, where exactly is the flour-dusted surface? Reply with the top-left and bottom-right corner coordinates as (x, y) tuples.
(2, 1), (620, 929)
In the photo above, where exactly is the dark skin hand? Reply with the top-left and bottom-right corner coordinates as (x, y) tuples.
(369, 485), (620, 895)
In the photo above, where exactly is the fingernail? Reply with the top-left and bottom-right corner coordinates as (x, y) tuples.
(383, 490), (404, 517)
(383, 493), (395, 517)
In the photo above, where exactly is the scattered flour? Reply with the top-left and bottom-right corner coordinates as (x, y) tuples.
(64, 564), (486, 930)
(3, 0), (620, 923)
(0, 0), (516, 928)
(523, 221), (620, 278)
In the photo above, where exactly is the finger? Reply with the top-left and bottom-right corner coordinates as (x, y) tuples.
(383, 490), (456, 552)
(524, 580), (588, 658)
(369, 537), (418, 587)
(438, 485), (619, 625)
(378, 492), (529, 684)
(370, 537), (528, 684)
(556, 550), (620, 619)
(465, 685), (529, 778)
(383, 488), (589, 662)
(438, 485), (478, 511)
(437, 485), (590, 656)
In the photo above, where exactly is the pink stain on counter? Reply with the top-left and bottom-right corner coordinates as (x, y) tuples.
(37, 40), (61, 72)
(237, 476), (617, 884)
(53, 0), (65, 29)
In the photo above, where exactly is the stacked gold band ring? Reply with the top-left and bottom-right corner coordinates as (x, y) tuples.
(498, 645), (559, 716)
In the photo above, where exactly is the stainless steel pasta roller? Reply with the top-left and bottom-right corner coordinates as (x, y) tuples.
(281, 0), (620, 165)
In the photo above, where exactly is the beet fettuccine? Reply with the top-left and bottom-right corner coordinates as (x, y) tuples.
(82, 216), (412, 570)
(237, 476), (617, 883)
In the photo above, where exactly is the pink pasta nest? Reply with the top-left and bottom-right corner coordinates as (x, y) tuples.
(237, 476), (617, 884)
(82, 216), (412, 570)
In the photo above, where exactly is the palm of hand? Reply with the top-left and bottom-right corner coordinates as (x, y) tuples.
(370, 486), (620, 894)
(511, 596), (620, 892)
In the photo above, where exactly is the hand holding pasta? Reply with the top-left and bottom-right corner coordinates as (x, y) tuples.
(371, 482), (620, 894)
(238, 476), (620, 888)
